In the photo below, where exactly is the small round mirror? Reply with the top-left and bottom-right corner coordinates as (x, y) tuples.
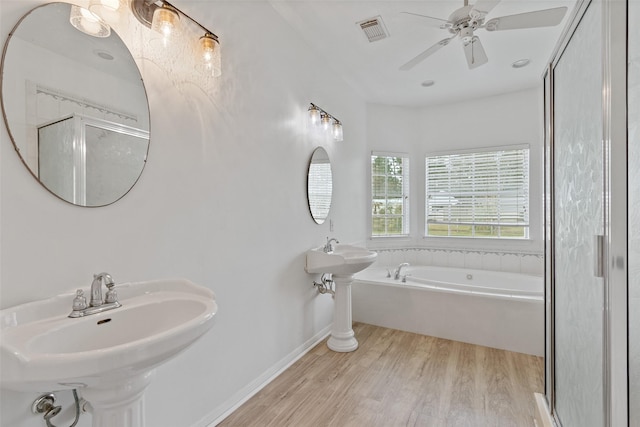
(1, 2), (150, 207)
(307, 147), (333, 224)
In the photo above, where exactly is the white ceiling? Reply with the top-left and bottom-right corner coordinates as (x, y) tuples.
(269, 0), (577, 107)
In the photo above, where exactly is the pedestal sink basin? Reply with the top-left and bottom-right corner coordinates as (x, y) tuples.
(0, 278), (217, 427)
(305, 244), (376, 353)
(305, 244), (377, 275)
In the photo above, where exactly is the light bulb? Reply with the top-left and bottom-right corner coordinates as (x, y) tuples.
(89, 0), (120, 12)
(308, 105), (321, 125)
(151, 4), (180, 40)
(88, 0), (121, 23)
(321, 113), (331, 131)
(332, 120), (343, 141)
(69, 5), (111, 37)
(200, 34), (216, 63)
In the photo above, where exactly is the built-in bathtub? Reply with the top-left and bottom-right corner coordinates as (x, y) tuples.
(352, 266), (544, 356)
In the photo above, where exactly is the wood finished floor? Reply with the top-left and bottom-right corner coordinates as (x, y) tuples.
(218, 323), (543, 427)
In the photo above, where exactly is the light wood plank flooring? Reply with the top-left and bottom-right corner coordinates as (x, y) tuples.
(218, 323), (543, 427)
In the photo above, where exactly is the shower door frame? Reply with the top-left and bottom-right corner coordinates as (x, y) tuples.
(543, 0), (628, 425)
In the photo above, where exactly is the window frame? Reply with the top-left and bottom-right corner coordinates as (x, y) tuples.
(424, 144), (530, 240)
(370, 151), (410, 238)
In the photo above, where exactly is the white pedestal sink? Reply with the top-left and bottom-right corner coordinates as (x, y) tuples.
(306, 244), (377, 352)
(0, 279), (217, 427)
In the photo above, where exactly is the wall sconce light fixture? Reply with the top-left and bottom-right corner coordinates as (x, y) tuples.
(129, 0), (222, 79)
(308, 103), (343, 141)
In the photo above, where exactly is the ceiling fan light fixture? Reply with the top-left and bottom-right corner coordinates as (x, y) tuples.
(512, 58), (530, 68)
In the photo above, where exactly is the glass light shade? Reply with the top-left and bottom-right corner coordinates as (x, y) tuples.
(321, 113), (331, 131)
(69, 5), (111, 38)
(89, 0), (120, 12)
(151, 5), (180, 39)
(308, 105), (321, 125)
(332, 121), (343, 141)
(89, 0), (121, 23)
(199, 34), (221, 77)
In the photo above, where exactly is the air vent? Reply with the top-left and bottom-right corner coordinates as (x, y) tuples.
(357, 16), (389, 43)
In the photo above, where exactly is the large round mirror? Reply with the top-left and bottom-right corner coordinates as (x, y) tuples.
(307, 147), (333, 224)
(1, 2), (150, 207)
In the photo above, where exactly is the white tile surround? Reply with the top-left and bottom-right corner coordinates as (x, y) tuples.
(371, 247), (544, 276)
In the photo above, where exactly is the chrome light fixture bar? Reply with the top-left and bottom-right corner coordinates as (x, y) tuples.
(308, 103), (343, 141)
(130, 0), (221, 77)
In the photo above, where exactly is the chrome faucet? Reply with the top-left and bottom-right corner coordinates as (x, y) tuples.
(324, 237), (339, 253)
(90, 272), (114, 307)
(69, 272), (121, 318)
(394, 262), (410, 280)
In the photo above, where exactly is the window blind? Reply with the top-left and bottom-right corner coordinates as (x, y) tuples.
(425, 147), (529, 238)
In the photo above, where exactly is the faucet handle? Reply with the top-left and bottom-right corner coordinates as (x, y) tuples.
(72, 289), (87, 311)
(104, 283), (118, 304)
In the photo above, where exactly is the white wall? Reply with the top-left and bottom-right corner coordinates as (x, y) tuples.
(366, 88), (544, 260)
(0, 1), (367, 426)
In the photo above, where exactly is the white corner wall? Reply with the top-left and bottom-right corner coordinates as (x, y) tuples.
(0, 1), (367, 426)
(366, 88), (544, 258)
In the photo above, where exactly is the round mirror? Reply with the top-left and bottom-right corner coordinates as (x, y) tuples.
(1, 3), (150, 207)
(307, 147), (333, 224)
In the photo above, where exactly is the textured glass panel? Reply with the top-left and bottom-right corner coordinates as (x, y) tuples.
(629, 0), (640, 423)
(85, 125), (148, 206)
(553, 2), (604, 425)
(38, 117), (76, 203)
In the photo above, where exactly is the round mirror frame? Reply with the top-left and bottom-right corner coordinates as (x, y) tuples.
(0, 2), (151, 207)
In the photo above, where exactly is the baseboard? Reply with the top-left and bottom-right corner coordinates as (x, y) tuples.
(534, 393), (556, 427)
(194, 325), (332, 427)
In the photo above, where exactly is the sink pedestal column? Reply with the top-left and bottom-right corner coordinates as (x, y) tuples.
(327, 274), (358, 352)
(81, 370), (155, 427)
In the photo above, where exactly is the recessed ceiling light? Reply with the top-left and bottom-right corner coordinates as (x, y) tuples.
(94, 50), (114, 60)
(512, 59), (530, 69)
(421, 80), (435, 87)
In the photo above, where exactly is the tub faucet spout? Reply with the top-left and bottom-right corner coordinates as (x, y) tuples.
(394, 263), (410, 280)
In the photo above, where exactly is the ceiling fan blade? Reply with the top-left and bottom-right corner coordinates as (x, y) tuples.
(463, 36), (488, 69)
(485, 7), (568, 31)
(471, 0), (501, 16)
(399, 37), (455, 71)
(400, 11), (450, 28)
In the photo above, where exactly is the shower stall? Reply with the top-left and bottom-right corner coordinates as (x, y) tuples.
(542, 0), (638, 426)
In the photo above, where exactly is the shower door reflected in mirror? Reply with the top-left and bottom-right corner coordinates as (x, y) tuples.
(552, 0), (605, 425)
(38, 115), (149, 206)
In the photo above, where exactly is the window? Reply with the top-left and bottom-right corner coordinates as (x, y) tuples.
(425, 146), (529, 239)
(371, 153), (410, 236)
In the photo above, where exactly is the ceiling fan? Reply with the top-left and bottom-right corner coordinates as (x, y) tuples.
(399, 0), (568, 70)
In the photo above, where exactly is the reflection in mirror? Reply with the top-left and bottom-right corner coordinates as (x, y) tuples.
(307, 147), (332, 224)
(1, 2), (150, 207)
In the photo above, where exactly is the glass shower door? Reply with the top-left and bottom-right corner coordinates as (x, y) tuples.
(552, 0), (605, 425)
